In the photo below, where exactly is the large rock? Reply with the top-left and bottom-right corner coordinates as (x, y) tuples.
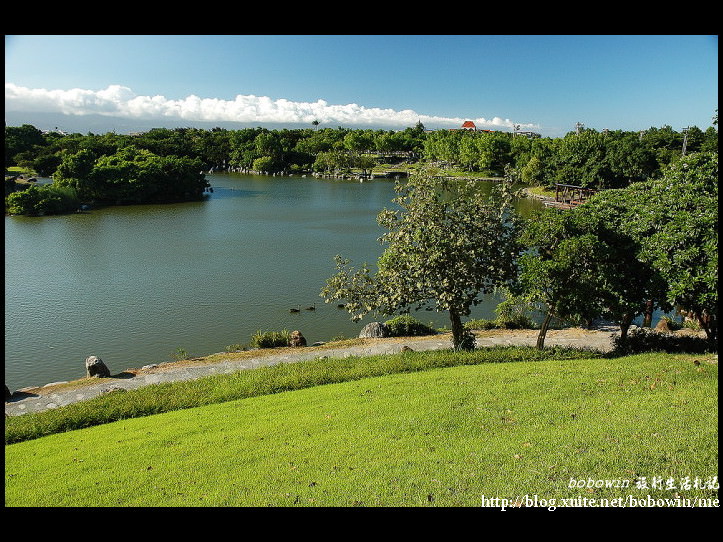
(359, 322), (391, 338)
(289, 330), (307, 347)
(85, 355), (111, 378)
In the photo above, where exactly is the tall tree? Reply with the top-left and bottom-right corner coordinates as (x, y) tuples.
(321, 169), (522, 350)
(516, 209), (608, 349)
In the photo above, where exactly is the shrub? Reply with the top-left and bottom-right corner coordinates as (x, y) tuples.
(464, 316), (536, 330)
(171, 348), (190, 361)
(250, 329), (291, 349)
(5, 184), (80, 216)
(613, 327), (715, 355)
(464, 318), (498, 330)
(384, 314), (436, 337)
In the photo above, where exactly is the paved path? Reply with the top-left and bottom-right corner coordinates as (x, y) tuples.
(5, 328), (619, 417)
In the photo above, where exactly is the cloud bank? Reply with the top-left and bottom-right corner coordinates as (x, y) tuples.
(5, 83), (539, 132)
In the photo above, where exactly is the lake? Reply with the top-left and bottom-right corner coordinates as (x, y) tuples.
(5, 173), (543, 390)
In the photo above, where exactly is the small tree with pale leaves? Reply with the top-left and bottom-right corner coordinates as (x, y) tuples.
(321, 168), (522, 350)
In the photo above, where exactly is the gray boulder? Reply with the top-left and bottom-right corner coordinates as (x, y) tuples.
(85, 355), (111, 378)
(359, 322), (391, 338)
(289, 330), (307, 347)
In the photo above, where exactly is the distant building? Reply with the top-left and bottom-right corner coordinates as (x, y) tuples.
(437, 120), (540, 138)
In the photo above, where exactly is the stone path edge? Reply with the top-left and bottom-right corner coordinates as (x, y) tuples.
(5, 328), (620, 417)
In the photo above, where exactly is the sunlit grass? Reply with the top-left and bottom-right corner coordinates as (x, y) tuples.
(5, 351), (717, 507)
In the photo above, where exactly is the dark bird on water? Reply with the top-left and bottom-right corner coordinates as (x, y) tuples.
(305, 304), (316, 311)
(290, 305), (301, 313)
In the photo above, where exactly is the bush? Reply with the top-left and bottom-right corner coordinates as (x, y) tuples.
(464, 318), (498, 330)
(384, 314), (436, 337)
(250, 329), (291, 349)
(613, 327), (715, 355)
(5, 184), (80, 216)
(464, 316), (536, 330)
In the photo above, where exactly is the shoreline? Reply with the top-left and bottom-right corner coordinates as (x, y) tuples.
(5, 327), (629, 417)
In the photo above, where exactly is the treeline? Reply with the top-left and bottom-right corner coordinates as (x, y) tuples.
(5, 123), (428, 178)
(424, 124), (718, 188)
(5, 117), (718, 215)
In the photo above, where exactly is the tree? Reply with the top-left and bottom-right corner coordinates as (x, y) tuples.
(519, 151), (718, 349)
(53, 146), (207, 205)
(53, 149), (97, 197)
(629, 152), (718, 344)
(584, 152), (717, 345)
(516, 209), (609, 348)
(321, 168), (522, 350)
(5, 184), (79, 216)
(5, 124), (46, 167)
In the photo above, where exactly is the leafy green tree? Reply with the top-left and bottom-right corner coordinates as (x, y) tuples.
(5, 184), (79, 216)
(321, 169), (522, 350)
(6, 184), (44, 215)
(53, 146), (207, 204)
(530, 151), (718, 348)
(551, 130), (609, 188)
(626, 152), (717, 343)
(252, 155), (279, 173)
(520, 156), (544, 185)
(516, 209), (609, 348)
(475, 131), (512, 173)
(254, 131), (282, 161)
(701, 126), (718, 153)
(5, 124), (46, 166)
(53, 149), (97, 197)
(602, 131), (658, 188)
(510, 134), (532, 168)
(343, 131), (374, 155)
(458, 133), (479, 171)
(423, 130), (461, 165)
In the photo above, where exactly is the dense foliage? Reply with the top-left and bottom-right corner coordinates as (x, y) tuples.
(384, 314), (437, 337)
(6, 118), (716, 191)
(517, 151), (718, 348)
(5, 183), (80, 216)
(52, 146), (208, 205)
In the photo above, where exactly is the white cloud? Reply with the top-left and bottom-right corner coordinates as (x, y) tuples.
(5, 83), (540, 131)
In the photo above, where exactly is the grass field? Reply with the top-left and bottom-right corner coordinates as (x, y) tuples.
(5, 350), (718, 507)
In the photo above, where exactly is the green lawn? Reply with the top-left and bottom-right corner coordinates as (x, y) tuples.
(5, 351), (718, 507)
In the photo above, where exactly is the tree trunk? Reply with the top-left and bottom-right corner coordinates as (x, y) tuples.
(697, 310), (717, 348)
(642, 300), (653, 327)
(618, 312), (635, 347)
(450, 307), (464, 350)
(536, 310), (553, 350)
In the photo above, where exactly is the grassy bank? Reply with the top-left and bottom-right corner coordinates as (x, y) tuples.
(5, 345), (597, 444)
(5, 349), (718, 507)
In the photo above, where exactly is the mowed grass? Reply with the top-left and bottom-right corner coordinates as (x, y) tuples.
(5, 351), (718, 507)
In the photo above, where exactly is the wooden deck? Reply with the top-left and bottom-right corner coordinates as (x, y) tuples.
(546, 184), (598, 209)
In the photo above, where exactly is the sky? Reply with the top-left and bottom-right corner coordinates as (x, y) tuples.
(4, 35), (719, 137)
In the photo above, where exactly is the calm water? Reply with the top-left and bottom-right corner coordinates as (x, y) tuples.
(5, 173), (543, 389)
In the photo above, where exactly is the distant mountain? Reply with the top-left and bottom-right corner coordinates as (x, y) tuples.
(5, 111), (426, 135)
(4, 111), (314, 135)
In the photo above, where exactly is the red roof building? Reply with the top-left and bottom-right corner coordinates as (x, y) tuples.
(461, 121), (477, 130)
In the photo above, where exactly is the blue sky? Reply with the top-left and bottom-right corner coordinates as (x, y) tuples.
(5, 35), (718, 137)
